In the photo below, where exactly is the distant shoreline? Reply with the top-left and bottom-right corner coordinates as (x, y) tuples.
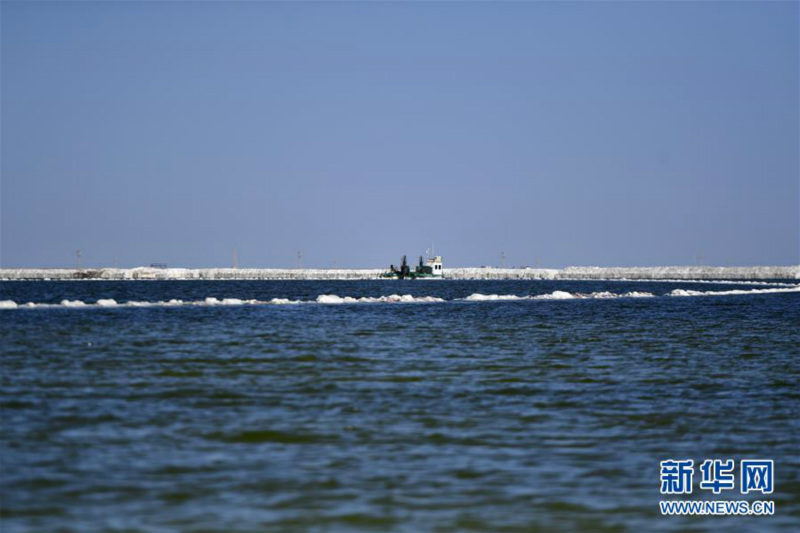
(1, 266), (798, 281)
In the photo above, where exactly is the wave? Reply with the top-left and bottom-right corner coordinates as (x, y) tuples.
(463, 290), (655, 301)
(316, 294), (444, 304)
(601, 278), (798, 287)
(668, 286), (800, 297)
(1, 286), (797, 311)
(0, 294), (442, 310)
(464, 294), (526, 301)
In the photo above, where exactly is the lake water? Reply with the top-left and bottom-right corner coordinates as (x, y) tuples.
(1, 279), (798, 532)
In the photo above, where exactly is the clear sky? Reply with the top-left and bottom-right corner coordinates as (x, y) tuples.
(1, 1), (798, 268)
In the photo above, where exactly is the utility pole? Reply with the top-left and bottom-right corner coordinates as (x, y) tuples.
(76, 250), (82, 270)
(232, 248), (239, 269)
(297, 251), (303, 269)
(114, 256), (119, 269)
(501, 251), (506, 269)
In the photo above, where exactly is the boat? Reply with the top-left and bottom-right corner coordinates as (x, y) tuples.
(381, 255), (444, 280)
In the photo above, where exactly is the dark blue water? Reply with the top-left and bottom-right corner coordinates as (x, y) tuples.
(1, 280), (799, 532)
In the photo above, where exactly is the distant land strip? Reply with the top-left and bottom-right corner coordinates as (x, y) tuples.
(1, 266), (798, 281)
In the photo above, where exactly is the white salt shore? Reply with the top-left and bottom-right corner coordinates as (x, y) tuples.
(0, 265), (797, 281)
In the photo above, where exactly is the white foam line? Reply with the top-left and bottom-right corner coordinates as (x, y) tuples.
(1, 286), (798, 311)
(668, 287), (800, 297)
(460, 286), (800, 301)
(587, 278), (799, 288)
(0, 294), (440, 310)
(461, 290), (656, 301)
(316, 294), (445, 304)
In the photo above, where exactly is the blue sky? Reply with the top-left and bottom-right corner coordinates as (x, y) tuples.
(1, 1), (797, 268)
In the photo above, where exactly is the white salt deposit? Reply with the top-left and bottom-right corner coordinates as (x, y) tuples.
(2, 265), (796, 281)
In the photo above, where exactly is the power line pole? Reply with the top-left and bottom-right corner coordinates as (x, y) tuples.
(297, 251), (303, 269)
(501, 251), (506, 269)
(76, 250), (82, 270)
(232, 248), (239, 269)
